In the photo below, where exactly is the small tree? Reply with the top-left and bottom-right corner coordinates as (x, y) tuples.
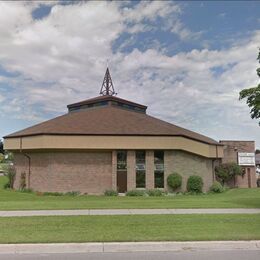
(239, 48), (260, 125)
(3, 164), (16, 189)
(215, 163), (242, 186)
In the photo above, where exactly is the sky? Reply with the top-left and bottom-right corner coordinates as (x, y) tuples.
(0, 0), (260, 147)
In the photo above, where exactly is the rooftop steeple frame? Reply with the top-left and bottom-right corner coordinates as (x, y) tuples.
(99, 67), (117, 96)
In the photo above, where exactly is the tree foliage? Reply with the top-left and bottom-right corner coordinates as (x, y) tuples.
(215, 163), (242, 185)
(3, 164), (16, 189)
(0, 139), (4, 154)
(239, 48), (260, 125)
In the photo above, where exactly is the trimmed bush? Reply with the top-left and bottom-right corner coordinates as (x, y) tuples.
(146, 189), (164, 196)
(104, 189), (118, 196)
(43, 192), (63, 196)
(65, 191), (80, 196)
(187, 175), (203, 193)
(126, 189), (146, 196)
(210, 181), (224, 193)
(167, 172), (182, 190)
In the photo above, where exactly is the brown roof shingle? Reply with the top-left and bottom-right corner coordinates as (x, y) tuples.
(5, 105), (219, 145)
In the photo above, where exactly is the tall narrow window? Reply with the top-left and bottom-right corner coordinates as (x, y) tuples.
(117, 151), (127, 193)
(154, 150), (164, 188)
(117, 151), (127, 170)
(136, 150), (146, 188)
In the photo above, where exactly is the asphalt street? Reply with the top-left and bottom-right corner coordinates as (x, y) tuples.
(0, 250), (259, 260)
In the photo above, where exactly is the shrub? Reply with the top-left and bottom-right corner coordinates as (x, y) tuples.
(19, 188), (33, 193)
(210, 181), (224, 193)
(187, 175), (203, 193)
(215, 163), (242, 185)
(0, 153), (4, 163)
(20, 172), (26, 190)
(43, 192), (63, 196)
(126, 189), (146, 196)
(104, 189), (118, 196)
(65, 191), (80, 196)
(167, 172), (182, 190)
(146, 189), (164, 196)
(3, 183), (10, 189)
(3, 164), (16, 189)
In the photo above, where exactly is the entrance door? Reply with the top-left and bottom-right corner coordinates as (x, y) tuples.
(117, 170), (127, 193)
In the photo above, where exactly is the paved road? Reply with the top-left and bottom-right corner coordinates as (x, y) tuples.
(0, 250), (259, 260)
(1, 208), (260, 217)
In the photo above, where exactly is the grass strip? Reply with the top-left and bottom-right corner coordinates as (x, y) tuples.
(0, 214), (259, 243)
(1, 177), (260, 210)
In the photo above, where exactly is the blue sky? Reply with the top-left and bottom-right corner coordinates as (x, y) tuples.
(0, 1), (260, 147)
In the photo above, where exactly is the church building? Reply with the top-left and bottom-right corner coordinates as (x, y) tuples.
(4, 69), (224, 194)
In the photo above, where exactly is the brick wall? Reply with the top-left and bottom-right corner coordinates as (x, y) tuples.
(165, 150), (215, 192)
(220, 140), (256, 188)
(13, 151), (112, 194)
(13, 149), (218, 194)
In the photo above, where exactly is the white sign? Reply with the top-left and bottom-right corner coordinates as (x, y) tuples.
(238, 153), (255, 166)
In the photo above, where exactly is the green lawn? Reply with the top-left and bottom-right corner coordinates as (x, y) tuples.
(0, 176), (260, 210)
(0, 214), (259, 243)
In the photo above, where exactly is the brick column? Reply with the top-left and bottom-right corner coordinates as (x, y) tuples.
(127, 150), (136, 190)
(145, 150), (154, 189)
(111, 150), (117, 190)
(164, 150), (174, 191)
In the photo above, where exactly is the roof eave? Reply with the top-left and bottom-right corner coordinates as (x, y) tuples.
(3, 133), (221, 146)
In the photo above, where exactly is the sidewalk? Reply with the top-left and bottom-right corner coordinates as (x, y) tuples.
(0, 208), (260, 217)
(0, 241), (259, 254)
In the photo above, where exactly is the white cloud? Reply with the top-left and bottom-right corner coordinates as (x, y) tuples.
(170, 20), (203, 41)
(0, 1), (259, 147)
(0, 94), (4, 103)
(123, 1), (181, 23)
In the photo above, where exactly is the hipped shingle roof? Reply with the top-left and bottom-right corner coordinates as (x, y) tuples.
(5, 102), (219, 145)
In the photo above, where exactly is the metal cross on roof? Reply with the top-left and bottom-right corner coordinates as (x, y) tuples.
(99, 67), (117, 96)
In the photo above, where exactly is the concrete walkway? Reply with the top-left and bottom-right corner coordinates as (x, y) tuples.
(0, 208), (260, 217)
(0, 241), (259, 254)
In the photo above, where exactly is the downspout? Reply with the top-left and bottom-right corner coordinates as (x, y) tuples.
(19, 137), (31, 189)
(212, 145), (219, 182)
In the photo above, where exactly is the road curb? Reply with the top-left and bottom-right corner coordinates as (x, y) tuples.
(0, 241), (259, 254)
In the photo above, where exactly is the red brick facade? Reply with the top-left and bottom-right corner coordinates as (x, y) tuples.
(13, 151), (112, 194)
(220, 141), (257, 188)
(13, 150), (217, 194)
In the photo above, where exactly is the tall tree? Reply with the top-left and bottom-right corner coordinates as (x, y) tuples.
(239, 49), (260, 125)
